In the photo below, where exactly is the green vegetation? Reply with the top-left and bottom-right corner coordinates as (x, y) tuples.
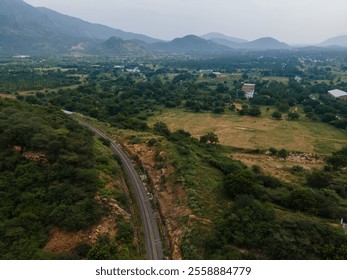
(178, 141), (347, 259)
(1, 52), (347, 260)
(0, 64), (80, 92)
(0, 99), (103, 259)
(117, 118), (347, 259)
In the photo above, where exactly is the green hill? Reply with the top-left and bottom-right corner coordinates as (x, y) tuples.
(0, 99), (137, 259)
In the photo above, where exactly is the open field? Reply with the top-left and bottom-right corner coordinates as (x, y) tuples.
(149, 108), (347, 155)
(261, 76), (289, 83)
(232, 152), (323, 185)
(0, 93), (16, 100)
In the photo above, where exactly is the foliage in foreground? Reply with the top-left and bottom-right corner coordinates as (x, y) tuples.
(0, 99), (103, 259)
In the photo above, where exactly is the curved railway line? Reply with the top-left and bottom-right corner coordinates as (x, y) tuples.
(78, 120), (163, 260)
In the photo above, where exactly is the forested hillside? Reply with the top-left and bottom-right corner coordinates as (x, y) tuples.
(0, 99), (135, 259)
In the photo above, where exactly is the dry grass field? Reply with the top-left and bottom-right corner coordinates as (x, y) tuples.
(149, 108), (347, 155)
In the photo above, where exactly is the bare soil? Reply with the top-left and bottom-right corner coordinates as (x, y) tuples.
(232, 152), (325, 184)
(44, 174), (132, 254)
(122, 141), (192, 260)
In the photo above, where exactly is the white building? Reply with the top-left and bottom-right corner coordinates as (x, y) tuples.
(328, 89), (347, 100)
(199, 69), (213, 74)
(295, 75), (303, 83)
(125, 67), (141, 73)
(242, 83), (255, 99)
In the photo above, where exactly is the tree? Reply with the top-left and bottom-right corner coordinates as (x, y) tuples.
(223, 170), (258, 198)
(239, 105), (261, 117)
(271, 111), (282, 120)
(326, 147), (347, 170)
(199, 132), (219, 144)
(278, 149), (288, 159)
(153, 122), (171, 138)
(87, 235), (116, 260)
(322, 113), (337, 123)
(288, 112), (300, 120)
(216, 83), (229, 93)
(306, 170), (330, 189)
(213, 107), (225, 114)
(238, 105), (249, 115)
(248, 106), (261, 117)
(289, 188), (318, 214)
(277, 103), (290, 113)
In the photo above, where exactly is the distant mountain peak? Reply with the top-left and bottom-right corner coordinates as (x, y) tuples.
(2, 0), (344, 54)
(152, 35), (232, 55)
(99, 36), (151, 56)
(0, 0), (161, 55)
(320, 35), (347, 48)
(201, 32), (248, 43)
(172, 34), (209, 43)
(243, 37), (290, 50)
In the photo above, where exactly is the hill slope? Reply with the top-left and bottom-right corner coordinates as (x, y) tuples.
(242, 37), (290, 50)
(0, 99), (102, 258)
(320, 35), (347, 48)
(0, 0), (81, 54)
(152, 35), (232, 55)
(35, 7), (161, 43)
(0, 0), (159, 54)
(96, 36), (152, 56)
(0, 98), (138, 259)
(201, 32), (248, 43)
(201, 34), (290, 50)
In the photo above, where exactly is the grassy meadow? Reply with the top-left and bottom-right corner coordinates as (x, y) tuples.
(149, 108), (347, 155)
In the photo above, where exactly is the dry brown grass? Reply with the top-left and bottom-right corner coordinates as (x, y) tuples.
(149, 109), (347, 155)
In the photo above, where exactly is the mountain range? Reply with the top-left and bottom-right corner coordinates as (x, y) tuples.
(0, 0), (346, 56)
(200, 33), (289, 50)
(320, 36), (347, 48)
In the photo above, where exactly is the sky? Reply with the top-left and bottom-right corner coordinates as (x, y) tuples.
(24, 0), (347, 44)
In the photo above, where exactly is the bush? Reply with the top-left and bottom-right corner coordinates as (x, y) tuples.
(147, 138), (157, 147)
(257, 174), (283, 189)
(278, 149), (288, 159)
(99, 137), (111, 147)
(326, 147), (347, 170)
(288, 112), (300, 120)
(291, 165), (305, 173)
(75, 242), (92, 258)
(271, 111), (282, 120)
(269, 147), (278, 155)
(248, 106), (261, 117)
(306, 170), (330, 189)
(224, 170), (259, 198)
(116, 220), (134, 244)
(288, 188), (318, 214)
(199, 132), (219, 144)
(177, 145), (190, 156)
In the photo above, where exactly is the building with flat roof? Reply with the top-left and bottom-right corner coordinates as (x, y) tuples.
(328, 89), (347, 100)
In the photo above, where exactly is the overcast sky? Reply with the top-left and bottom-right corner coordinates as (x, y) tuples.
(24, 0), (346, 44)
